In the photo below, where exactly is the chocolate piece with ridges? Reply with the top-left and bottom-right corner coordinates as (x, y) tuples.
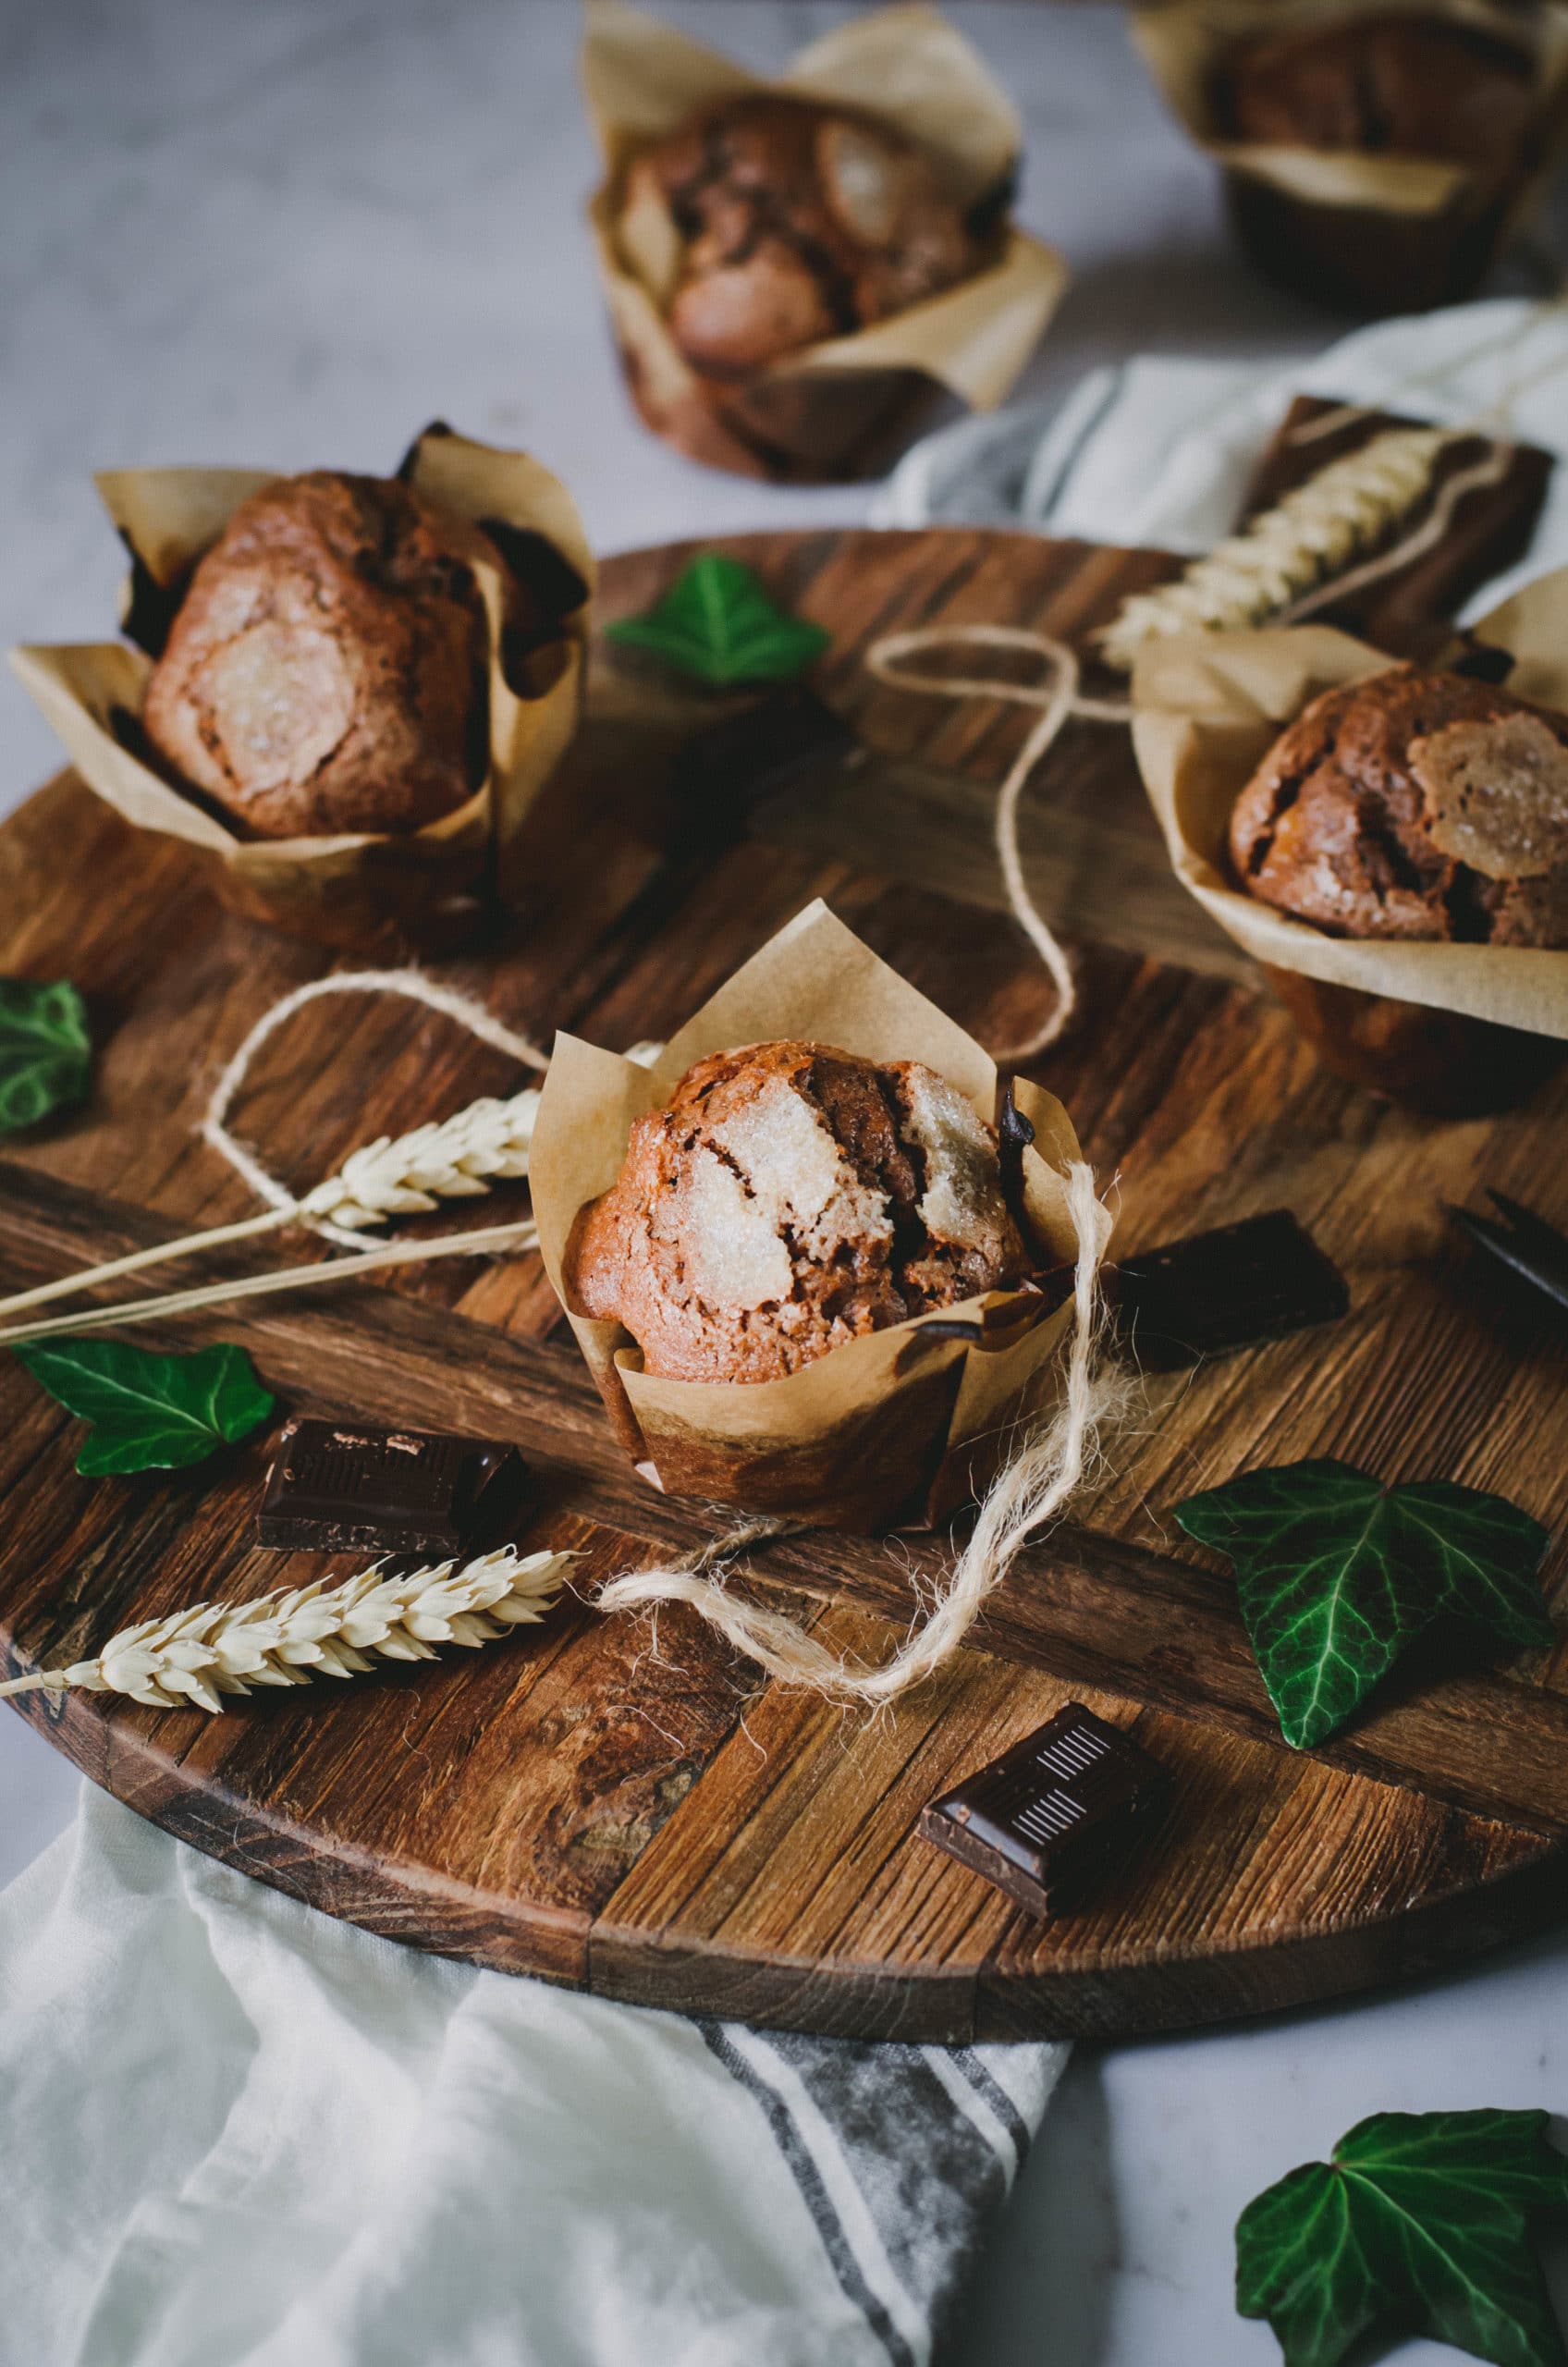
(1117, 1210), (1348, 1372)
(255, 1417), (526, 1557)
(1237, 397), (1552, 660)
(918, 1703), (1169, 1919)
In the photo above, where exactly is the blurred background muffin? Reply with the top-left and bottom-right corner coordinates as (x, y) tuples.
(567, 1037), (1029, 1383)
(1215, 13), (1537, 166)
(142, 470), (493, 839)
(617, 94), (992, 381)
(1133, 0), (1567, 314)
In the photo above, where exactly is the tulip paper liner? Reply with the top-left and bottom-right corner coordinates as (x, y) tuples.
(1128, 565), (1568, 1040)
(8, 427), (594, 947)
(528, 900), (1095, 1533)
(581, 0), (1069, 482)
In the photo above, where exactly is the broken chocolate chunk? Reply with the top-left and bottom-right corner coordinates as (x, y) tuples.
(997, 1076), (1035, 1218)
(1115, 1209), (1347, 1371)
(255, 1418), (526, 1558)
(918, 1703), (1169, 1919)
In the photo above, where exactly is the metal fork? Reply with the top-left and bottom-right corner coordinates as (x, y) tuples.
(1445, 1192), (1568, 1317)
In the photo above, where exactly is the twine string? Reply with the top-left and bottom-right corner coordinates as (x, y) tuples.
(0, 969), (549, 1330)
(202, 969), (548, 1248)
(863, 625), (1130, 1065)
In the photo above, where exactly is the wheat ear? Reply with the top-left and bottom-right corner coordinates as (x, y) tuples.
(0, 1546), (573, 1713)
(0, 1087), (542, 1323)
(1096, 425), (1478, 671)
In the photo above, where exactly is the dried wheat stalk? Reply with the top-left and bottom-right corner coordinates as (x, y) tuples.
(0, 1087), (543, 1323)
(1096, 424), (1460, 672)
(296, 1090), (541, 1230)
(0, 1545), (573, 1712)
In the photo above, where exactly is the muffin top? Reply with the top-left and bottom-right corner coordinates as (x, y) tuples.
(141, 470), (491, 840)
(566, 1038), (1030, 1384)
(618, 94), (985, 379)
(1229, 664), (1568, 945)
(1219, 14), (1536, 166)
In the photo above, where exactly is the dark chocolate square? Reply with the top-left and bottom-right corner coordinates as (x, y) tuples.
(1115, 1209), (1348, 1372)
(255, 1419), (526, 1559)
(680, 684), (861, 819)
(918, 1704), (1169, 1920)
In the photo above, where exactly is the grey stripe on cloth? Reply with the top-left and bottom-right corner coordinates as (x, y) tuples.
(698, 2021), (921, 2367)
(948, 2048), (1035, 2172)
(702, 2019), (1047, 2367)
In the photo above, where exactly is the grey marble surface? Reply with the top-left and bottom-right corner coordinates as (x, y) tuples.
(2, 4), (1566, 2363)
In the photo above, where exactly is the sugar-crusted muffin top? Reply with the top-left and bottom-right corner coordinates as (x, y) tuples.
(142, 469), (491, 840)
(1229, 663), (1568, 946)
(566, 1038), (1029, 1384)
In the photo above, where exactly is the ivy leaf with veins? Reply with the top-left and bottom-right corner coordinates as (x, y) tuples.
(1237, 2108), (1568, 2367)
(1175, 1458), (1552, 1749)
(604, 553), (831, 686)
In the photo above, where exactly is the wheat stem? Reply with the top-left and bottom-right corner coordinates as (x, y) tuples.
(0, 1546), (573, 1712)
(0, 1086), (542, 1323)
(0, 1219), (538, 1348)
(0, 1208), (294, 1322)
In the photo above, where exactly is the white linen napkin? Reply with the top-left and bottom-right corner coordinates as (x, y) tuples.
(0, 1783), (1065, 2367)
(874, 298), (1568, 619)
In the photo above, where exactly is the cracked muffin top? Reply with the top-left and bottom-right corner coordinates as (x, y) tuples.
(1228, 663), (1568, 945)
(616, 94), (987, 380)
(142, 470), (491, 840)
(565, 1039), (1029, 1384)
(1218, 15), (1536, 168)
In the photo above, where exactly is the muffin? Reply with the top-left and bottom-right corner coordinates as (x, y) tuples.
(1229, 664), (1568, 946)
(566, 1039), (1029, 1384)
(617, 95), (986, 380)
(1218, 14), (1536, 166)
(142, 470), (491, 839)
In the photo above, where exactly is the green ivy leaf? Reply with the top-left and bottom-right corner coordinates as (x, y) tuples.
(1176, 1459), (1552, 1749)
(14, 1337), (275, 1475)
(1237, 2109), (1568, 2367)
(0, 976), (92, 1134)
(604, 554), (831, 686)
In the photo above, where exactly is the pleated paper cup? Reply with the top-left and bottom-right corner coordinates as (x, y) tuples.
(1133, 0), (1568, 314)
(1130, 569), (1568, 1112)
(582, 0), (1069, 484)
(529, 901), (1091, 1532)
(10, 426), (594, 951)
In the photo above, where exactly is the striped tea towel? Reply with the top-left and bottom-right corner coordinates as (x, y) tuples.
(0, 1784), (1065, 2367)
(874, 297), (1568, 624)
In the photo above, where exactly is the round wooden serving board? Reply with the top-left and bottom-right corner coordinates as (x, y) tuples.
(5, 527), (1568, 2042)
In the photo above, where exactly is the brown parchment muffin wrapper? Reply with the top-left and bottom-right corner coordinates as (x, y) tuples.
(1132, 0), (1568, 313)
(9, 427), (594, 951)
(529, 901), (1091, 1532)
(581, 0), (1070, 484)
(1129, 567), (1568, 1106)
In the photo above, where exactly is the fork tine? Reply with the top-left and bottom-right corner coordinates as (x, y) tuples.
(1449, 1203), (1568, 1315)
(1487, 1191), (1568, 1264)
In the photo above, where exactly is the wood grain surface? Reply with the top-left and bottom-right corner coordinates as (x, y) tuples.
(4, 526), (1568, 2042)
